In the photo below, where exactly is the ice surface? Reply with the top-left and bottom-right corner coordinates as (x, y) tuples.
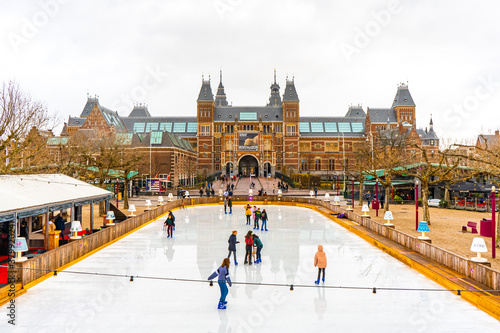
(1, 205), (499, 332)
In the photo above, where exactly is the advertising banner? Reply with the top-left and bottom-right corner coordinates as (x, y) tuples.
(238, 132), (259, 151)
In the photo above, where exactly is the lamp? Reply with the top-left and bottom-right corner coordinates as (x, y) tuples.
(105, 211), (115, 226)
(145, 199), (152, 210)
(333, 196), (340, 206)
(309, 191), (314, 198)
(12, 237), (28, 262)
(361, 204), (370, 217)
(383, 211), (394, 227)
(417, 221), (430, 240)
(128, 204), (136, 217)
(185, 191), (190, 198)
(324, 193), (330, 202)
(470, 237), (488, 263)
(249, 189), (253, 195)
(158, 196), (164, 206)
(70, 221), (83, 239)
(167, 193), (173, 202)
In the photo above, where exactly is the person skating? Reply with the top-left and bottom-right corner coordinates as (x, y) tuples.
(208, 258), (232, 309)
(165, 211), (175, 238)
(245, 205), (252, 225)
(228, 197), (233, 214)
(244, 231), (254, 265)
(260, 209), (268, 231)
(252, 234), (263, 263)
(224, 197), (228, 214)
(227, 230), (240, 265)
(314, 244), (327, 284)
(253, 208), (261, 230)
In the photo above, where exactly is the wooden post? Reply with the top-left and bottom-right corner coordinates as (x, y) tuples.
(90, 201), (94, 231)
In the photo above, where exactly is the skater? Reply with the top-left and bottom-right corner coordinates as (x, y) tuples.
(208, 258), (232, 309)
(228, 196), (233, 214)
(252, 234), (263, 263)
(165, 211), (175, 238)
(245, 204), (252, 225)
(254, 208), (261, 230)
(244, 231), (254, 265)
(314, 186), (318, 198)
(260, 209), (268, 231)
(251, 205), (257, 223)
(314, 244), (327, 284)
(227, 230), (239, 265)
(224, 197), (228, 214)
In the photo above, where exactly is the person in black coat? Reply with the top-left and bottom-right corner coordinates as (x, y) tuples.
(227, 230), (240, 265)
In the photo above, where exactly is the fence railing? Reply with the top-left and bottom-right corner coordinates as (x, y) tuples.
(14, 195), (499, 291)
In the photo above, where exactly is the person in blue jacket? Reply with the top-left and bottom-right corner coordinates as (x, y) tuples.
(252, 234), (263, 263)
(208, 258), (232, 309)
(227, 230), (239, 265)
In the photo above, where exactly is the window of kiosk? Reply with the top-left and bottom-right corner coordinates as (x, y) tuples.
(31, 215), (43, 233)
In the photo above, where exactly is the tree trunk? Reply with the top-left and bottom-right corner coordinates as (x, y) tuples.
(385, 186), (390, 212)
(359, 180), (364, 206)
(123, 178), (130, 210)
(421, 184), (431, 225)
(444, 182), (450, 204)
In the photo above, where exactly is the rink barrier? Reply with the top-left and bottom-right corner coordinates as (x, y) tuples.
(13, 196), (499, 293)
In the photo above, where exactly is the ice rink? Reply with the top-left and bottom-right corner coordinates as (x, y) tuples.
(1, 204), (499, 332)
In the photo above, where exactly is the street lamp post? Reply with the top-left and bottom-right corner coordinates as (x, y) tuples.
(415, 179), (419, 231)
(375, 180), (379, 217)
(492, 186), (496, 259)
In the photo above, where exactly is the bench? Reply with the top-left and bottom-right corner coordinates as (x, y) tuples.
(462, 221), (478, 233)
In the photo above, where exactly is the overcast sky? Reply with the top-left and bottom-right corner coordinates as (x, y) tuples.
(1, 0), (499, 140)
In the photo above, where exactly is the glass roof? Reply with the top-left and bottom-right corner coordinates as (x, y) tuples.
(299, 122), (310, 132)
(150, 131), (163, 145)
(324, 122), (337, 132)
(338, 123), (351, 132)
(173, 123), (186, 132)
(146, 123), (159, 132)
(240, 112), (257, 121)
(186, 123), (197, 133)
(159, 122), (172, 132)
(351, 122), (364, 132)
(310, 122), (324, 132)
(133, 123), (145, 133)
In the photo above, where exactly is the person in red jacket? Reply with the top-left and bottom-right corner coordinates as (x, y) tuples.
(244, 230), (254, 265)
(314, 244), (327, 284)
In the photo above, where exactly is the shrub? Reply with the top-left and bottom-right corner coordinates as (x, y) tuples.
(439, 199), (448, 208)
(393, 195), (403, 203)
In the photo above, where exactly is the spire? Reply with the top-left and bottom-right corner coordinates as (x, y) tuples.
(215, 69), (228, 106)
(282, 76), (299, 102)
(197, 74), (214, 102)
(392, 82), (415, 108)
(267, 69), (282, 106)
(386, 111), (391, 130)
(429, 114), (434, 132)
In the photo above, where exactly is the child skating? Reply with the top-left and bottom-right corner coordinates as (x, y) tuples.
(208, 258), (232, 309)
(253, 208), (261, 230)
(260, 209), (268, 231)
(165, 211), (175, 238)
(227, 230), (240, 265)
(244, 230), (254, 265)
(314, 244), (327, 284)
(245, 204), (252, 225)
(252, 234), (263, 263)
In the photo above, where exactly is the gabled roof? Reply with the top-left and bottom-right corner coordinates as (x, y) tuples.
(391, 83), (415, 107)
(68, 116), (85, 127)
(345, 105), (366, 118)
(79, 97), (97, 118)
(197, 78), (214, 101)
(367, 108), (397, 123)
(100, 108), (126, 130)
(282, 79), (299, 102)
(129, 105), (151, 118)
(417, 129), (439, 140)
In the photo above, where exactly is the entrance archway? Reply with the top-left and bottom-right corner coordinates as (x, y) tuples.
(263, 162), (272, 177)
(238, 155), (259, 177)
(225, 162), (234, 176)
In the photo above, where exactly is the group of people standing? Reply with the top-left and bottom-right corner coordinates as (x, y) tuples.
(244, 204), (269, 231)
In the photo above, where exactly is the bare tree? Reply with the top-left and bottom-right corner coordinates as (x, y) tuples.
(358, 128), (410, 212)
(0, 81), (56, 174)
